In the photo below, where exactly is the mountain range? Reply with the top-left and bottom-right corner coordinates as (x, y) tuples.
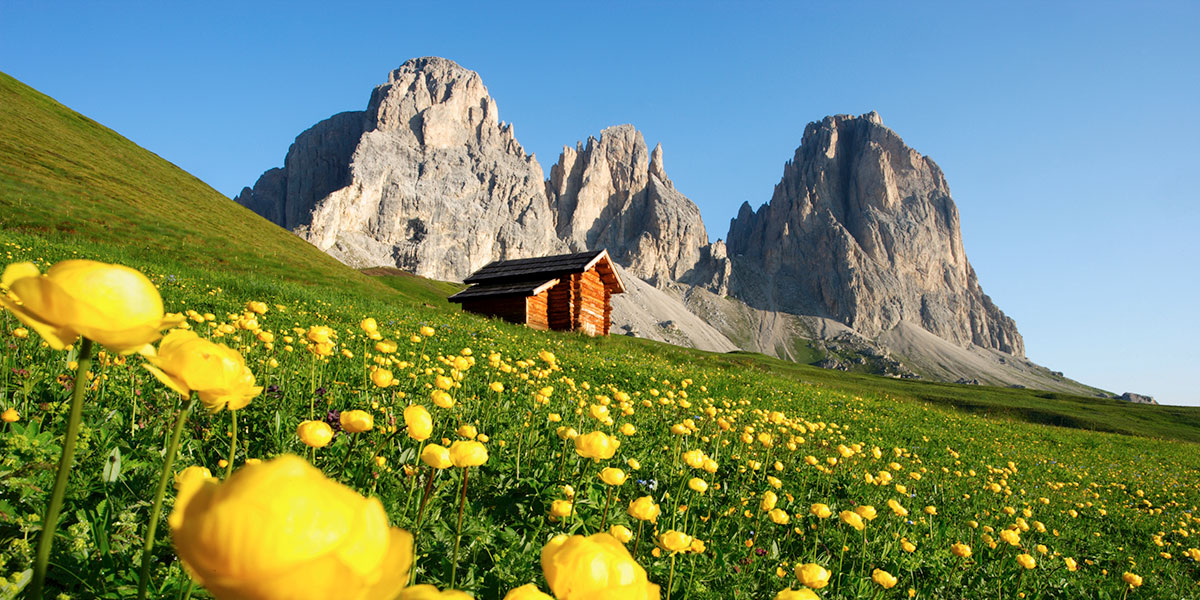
(236, 57), (1105, 396)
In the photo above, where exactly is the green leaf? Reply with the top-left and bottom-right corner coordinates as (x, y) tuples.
(102, 446), (121, 483)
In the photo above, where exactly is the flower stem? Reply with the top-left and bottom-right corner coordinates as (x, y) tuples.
(29, 337), (92, 600)
(137, 396), (197, 600)
(634, 519), (645, 558)
(410, 467), (438, 586)
(336, 433), (360, 482)
(224, 409), (237, 479)
(667, 552), (677, 598)
(449, 466), (469, 588)
(600, 486), (615, 531)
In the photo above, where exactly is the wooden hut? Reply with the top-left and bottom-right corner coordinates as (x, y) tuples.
(449, 249), (625, 336)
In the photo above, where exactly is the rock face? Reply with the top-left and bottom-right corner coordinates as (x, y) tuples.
(236, 57), (561, 281)
(547, 125), (728, 292)
(727, 112), (1024, 356)
(1119, 392), (1158, 405)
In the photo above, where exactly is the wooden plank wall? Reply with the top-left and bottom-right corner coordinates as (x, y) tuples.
(527, 290), (550, 331)
(603, 288), (612, 335)
(547, 277), (574, 331)
(577, 269), (607, 336)
(459, 297), (527, 325)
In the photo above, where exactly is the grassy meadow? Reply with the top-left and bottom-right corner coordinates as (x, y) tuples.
(2, 71), (1200, 599)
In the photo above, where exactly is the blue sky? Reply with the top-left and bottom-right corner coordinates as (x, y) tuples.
(2, 1), (1198, 405)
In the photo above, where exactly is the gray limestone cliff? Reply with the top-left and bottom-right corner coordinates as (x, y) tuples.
(547, 125), (729, 292)
(235, 57), (561, 281)
(726, 112), (1024, 356)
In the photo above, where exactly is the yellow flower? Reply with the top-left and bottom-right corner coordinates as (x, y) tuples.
(600, 468), (627, 486)
(872, 569), (898, 589)
(608, 525), (633, 543)
(432, 390), (455, 409)
(489, 382), (504, 393)
(901, 538), (916, 553)
(628, 496), (661, 522)
(421, 444), (452, 470)
(659, 530), (693, 553)
(305, 325), (332, 344)
(999, 528), (1021, 546)
(1122, 572), (1143, 587)
(887, 499), (908, 517)
(169, 455), (412, 600)
(0, 260), (182, 353)
(456, 424), (478, 440)
(449, 441), (488, 467)
(620, 423), (637, 436)
(1, 408), (18, 423)
(550, 499), (573, 519)
(840, 510), (865, 531)
(11, 327), (28, 339)
(541, 533), (659, 600)
(143, 330), (263, 412)
(398, 584), (473, 599)
(854, 505), (878, 521)
(340, 410), (374, 434)
(371, 368), (395, 388)
(810, 503), (832, 519)
(404, 405), (432, 441)
(1016, 553), (1037, 569)
(419, 326), (435, 337)
(246, 301), (268, 315)
(1064, 557), (1078, 571)
(951, 543), (972, 558)
(360, 318), (378, 332)
(923, 505), (937, 516)
(297, 420), (334, 448)
(689, 538), (707, 554)
(502, 584), (552, 600)
(774, 589), (819, 600)
(688, 477), (708, 494)
(795, 563), (830, 589)
(760, 491), (778, 512)
(769, 509), (790, 525)
(574, 431), (620, 460)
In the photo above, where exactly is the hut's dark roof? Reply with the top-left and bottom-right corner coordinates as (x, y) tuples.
(463, 250), (607, 284)
(448, 278), (558, 302)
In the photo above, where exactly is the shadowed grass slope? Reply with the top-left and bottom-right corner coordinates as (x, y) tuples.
(2, 70), (1198, 444)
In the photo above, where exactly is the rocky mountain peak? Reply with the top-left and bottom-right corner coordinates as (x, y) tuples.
(235, 57), (559, 281)
(547, 124), (725, 289)
(727, 111), (1024, 356)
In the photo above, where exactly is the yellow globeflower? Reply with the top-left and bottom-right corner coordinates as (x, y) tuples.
(627, 496), (661, 523)
(297, 420), (333, 448)
(448, 441), (488, 468)
(840, 510), (865, 531)
(306, 325), (334, 344)
(360, 318), (378, 332)
(854, 505), (878, 521)
(419, 326), (435, 337)
(169, 455), (413, 600)
(421, 445), (453, 470)
(608, 525), (633, 543)
(1064, 557), (1078, 571)
(246, 301), (268, 315)
(340, 410), (374, 434)
(600, 468), (627, 486)
(769, 508), (790, 525)
(1122, 572), (1143, 587)
(810, 503), (832, 519)
(541, 533), (659, 599)
(658, 530), (693, 553)
(404, 405), (433, 441)
(760, 491), (778, 512)
(432, 390), (455, 409)
(1, 408), (18, 423)
(795, 563), (830, 589)
(550, 500), (573, 519)
(0, 260), (182, 353)
(371, 368), (395, 388)
(872, 569), (898, 589)
(143, 330), (263, 412)
(398, 584), (473, 599)
(999, 529), (1021, 546)
(774, 589), (819, 600)
(1016, 553), (1037, 569)
(688, 477), (708, 494)
(502, 584), (552, 600)
(951, 543), (972, 558)
(574, 431), (620, 460)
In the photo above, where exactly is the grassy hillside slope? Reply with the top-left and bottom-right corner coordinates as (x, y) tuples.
(0, 70), (1196, 443)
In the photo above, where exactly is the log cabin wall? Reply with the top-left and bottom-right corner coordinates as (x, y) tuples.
(547, 278), (574, 331)
(602, 288), (612, 335)
(459, 297), (527, 325)
(577, 269), (607, 336)
(527, 290), (550, 331)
